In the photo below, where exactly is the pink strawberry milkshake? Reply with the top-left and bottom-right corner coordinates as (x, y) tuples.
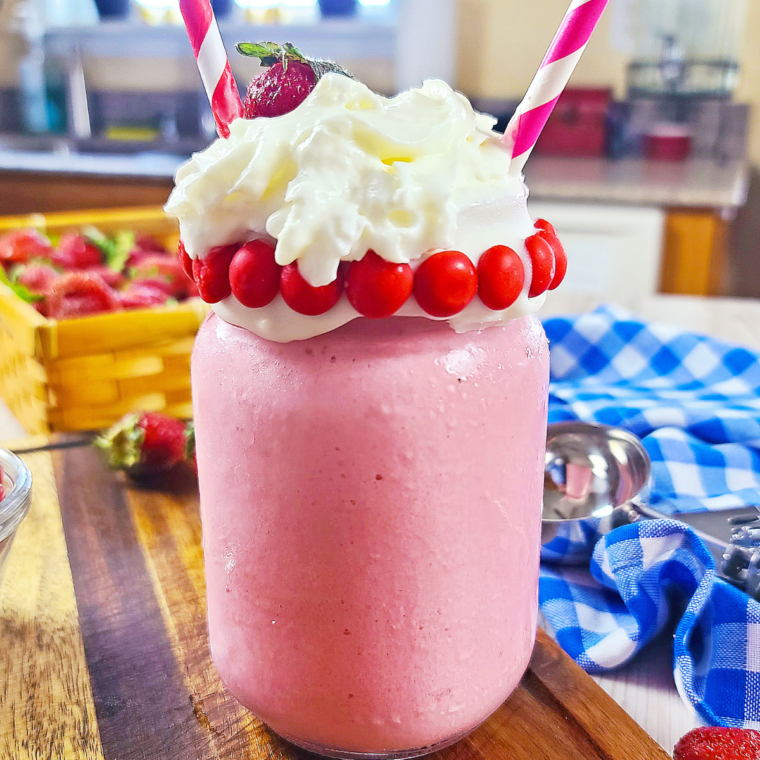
(167, 71), (556, 757)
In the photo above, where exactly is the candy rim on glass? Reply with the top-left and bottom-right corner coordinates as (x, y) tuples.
(171, 0), (609, 756)
(0, 448), (33, 583)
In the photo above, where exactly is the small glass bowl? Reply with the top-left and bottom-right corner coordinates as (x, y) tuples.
(0, 448), (32, 584)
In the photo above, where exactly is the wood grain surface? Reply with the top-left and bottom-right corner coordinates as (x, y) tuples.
(1, 442), (671, 759)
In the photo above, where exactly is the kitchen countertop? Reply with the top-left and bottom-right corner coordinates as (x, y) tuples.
(0, 145), (750, 210)
(526, 156), (750, 210)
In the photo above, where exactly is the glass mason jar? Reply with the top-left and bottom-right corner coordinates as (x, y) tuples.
(0, 448), (33, 584)
(192, 311), (549, 758)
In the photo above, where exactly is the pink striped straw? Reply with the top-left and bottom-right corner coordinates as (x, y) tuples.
(503, 0), (609, 175)
(179, 0), (244, 138)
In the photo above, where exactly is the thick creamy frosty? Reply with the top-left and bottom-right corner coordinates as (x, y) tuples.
(165, 74), (545, 342)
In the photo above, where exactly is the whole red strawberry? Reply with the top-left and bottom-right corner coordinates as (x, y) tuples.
(119, 283), (172, 310)
(0, 229), (54, 268)
(674, 727), (760, 760)
(53, 233), (103, 270)
(17, 262), (60, 294)
(237, 42), (352, 119)
(130, 255), (191, 298)
(94, 411), (195, 479)
(84, 265), (126, 290)
(46, 271), (121, 319)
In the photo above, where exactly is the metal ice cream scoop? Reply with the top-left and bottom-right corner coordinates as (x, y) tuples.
(541, 421), (760, 600)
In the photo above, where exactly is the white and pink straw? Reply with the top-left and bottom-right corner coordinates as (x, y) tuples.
(177, 0), (607, 166)
(179, 0), (243, 138)
(503, 0), (609, 175)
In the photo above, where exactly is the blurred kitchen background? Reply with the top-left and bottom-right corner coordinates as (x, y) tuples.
(0, 0), (758, 301)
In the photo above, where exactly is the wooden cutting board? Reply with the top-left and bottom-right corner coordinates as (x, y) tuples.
(0, 442), (671, 760)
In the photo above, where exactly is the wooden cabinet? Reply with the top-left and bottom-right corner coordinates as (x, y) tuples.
(0, 171), (173, 216)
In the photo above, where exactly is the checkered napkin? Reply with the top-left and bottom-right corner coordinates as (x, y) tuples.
(539, 305), (760, 729)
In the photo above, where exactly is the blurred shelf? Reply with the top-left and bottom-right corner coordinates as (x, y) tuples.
(43, 17), (397, 61)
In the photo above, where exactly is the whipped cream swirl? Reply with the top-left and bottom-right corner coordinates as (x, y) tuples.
(165, 74), (544, 342)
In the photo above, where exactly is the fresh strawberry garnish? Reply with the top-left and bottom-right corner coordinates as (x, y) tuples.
(52, 233), (104, 270)
(674, 727), (760, 760)
(525, 233), (556, 298)
(0, 229), (53, 267)
(46, 271), (121, 319)
(119, 283), (172, 309)
(281, 262), (344, 315)
(347, 250), (413, 318)
(237, 42), (353, 119)
(413, 250), (477, 318)
(94, 411), (194, 478)
(229, 239), (281, 308)
(477, 245), (525, 310)
(193, 244), (239, 303)
(534, 219), (567, 291)
(17, 262), (60, 294)
(178, 240), (195, 281)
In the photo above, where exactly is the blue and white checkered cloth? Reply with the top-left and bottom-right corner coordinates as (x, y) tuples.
(539, 305), (760, 730)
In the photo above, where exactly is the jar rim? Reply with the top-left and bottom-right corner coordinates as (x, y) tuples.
(0, 448), (32, 543)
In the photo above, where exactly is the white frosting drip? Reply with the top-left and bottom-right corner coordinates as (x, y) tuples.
(165, 74), (546, 342)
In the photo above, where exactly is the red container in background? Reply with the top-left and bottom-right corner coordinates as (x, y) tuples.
(534, 88), (611, 157)
(644, 123), (693, 161)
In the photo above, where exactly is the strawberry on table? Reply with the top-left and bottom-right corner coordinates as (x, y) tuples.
(46, 271), (121, 319)
(237, 42), (353, 119)
(94, 412), (196, 479)
(0, 229), (54, 268)
(674, 727), (760, 760)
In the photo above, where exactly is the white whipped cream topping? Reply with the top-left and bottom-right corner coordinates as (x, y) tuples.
(165, 74), (546, 342)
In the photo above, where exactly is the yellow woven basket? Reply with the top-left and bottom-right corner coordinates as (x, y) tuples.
(0, 206), (210, 434)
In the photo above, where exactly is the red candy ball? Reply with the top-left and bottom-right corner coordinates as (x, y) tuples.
(178, 240), (194, 281)
(525, 234), (556, 298)
(281, 262), (344, 316)
(477, 245), (525, 310)
(192, 243), (239, 303)
(534, 218), (558, 238)
(413, 250), (478, 318)
(347, 250), (413, 319)
(229, 239), (281, 308)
